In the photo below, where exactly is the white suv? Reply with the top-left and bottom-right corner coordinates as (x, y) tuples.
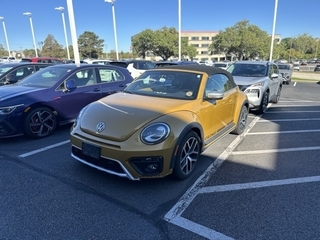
(109, 60), (155, 79)
(228, 61), (282, 113)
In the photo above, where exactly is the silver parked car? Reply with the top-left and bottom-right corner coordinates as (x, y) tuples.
(227, 61), (282, 114)
(277, 63), (292, 85)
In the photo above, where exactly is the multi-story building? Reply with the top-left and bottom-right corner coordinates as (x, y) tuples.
(132, 30), (281, 62)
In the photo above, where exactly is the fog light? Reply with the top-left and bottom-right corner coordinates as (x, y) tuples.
(130, 156), (163, 176)
(145, 164), (159, 173)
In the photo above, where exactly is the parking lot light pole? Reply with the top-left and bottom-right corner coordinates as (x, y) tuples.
(315, 39), (319, 59)
(178, 0), (181, 61)
(0, 17), (11, 57)
(269, 0), (278, 62)
(23, 12), (38, 57)
(55, 7), (71, 60)
(105, 0), (119, 60)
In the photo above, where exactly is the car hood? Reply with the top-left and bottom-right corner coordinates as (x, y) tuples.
(232, 76), (267, 86)
(80, 92), (192, 141)
(0, 85), (43, 102)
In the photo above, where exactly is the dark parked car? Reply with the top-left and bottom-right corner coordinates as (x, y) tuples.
(0, 62), (51, 85)
(0, 64), (133, 138)
(314, 65), (320, 72)
(277, 63), (293, 84)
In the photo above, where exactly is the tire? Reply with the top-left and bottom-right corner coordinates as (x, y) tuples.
(257, 91), (269, 114)
(232, 105), (248, 135)
(24, 107), (57, 139)
(272, 86), (282, 103)
(172, 131), (201, 180)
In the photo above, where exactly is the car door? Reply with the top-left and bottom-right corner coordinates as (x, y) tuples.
(98, 67), (127, 97)
(57, 67), (102, 122)
(268, 64), (280, 99)
(200, 73), (236, 141)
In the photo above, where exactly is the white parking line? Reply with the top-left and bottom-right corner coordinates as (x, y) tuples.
(170, 216), (234, 240)
(232, 146), (320, 155)
(164, 115), (262, 234)
(247, 129), (320, 135)
(259, 118), (320, 122)
(19, 140), (70, 158)
(265, 111), (320, 113)
(199, 176), (320, 194)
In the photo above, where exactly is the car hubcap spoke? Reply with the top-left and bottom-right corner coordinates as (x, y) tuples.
(180, 137), (199, 175)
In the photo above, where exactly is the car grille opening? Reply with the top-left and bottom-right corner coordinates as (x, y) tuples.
(72, 146), (125, 174)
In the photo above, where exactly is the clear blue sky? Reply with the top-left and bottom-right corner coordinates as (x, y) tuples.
(0, 0), (319, 53)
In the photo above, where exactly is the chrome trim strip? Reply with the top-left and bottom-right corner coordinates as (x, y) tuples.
(71, 147), (139, 181)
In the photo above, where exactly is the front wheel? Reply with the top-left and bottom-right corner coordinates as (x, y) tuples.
(172, 131), (201, 180)
(24, 107), (57, 139)
(232, 105), (248, 135)
(257, 91), (269, 114)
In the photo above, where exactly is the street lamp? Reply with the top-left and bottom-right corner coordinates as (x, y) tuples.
(178, 0), (181, 61)
(105, 0), (119, 60)
(0, 17), (11, 57)
(23, 12), (38, 57)
(269, 0), (278, 62)
(55, 6), (71, 60)
(315, 39), (319, 59)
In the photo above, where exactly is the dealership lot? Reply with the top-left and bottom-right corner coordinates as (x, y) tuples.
(1, 81), (320, 239)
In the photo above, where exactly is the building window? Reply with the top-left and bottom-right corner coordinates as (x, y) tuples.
(201, 51), (209, 54)
(202, 37), (209, 40)
(192, 44), (199, 47)
(201, 44), (209, 48)
(191, 37), (199, 40)
(211, 37), (216, 41)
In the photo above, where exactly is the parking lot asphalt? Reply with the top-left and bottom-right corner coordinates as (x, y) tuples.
(1, 81), (320, 239)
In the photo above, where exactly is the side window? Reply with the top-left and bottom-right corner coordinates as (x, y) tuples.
(206, 74), (234, 95)
(70, 69), (97, 87)
(99, 69), (124, 83)
(273, 64), (279, 74)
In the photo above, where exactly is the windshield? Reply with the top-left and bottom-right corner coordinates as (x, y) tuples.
(124, 70), (202, 100)
(18, 66), (71, 88)
(228, 63), (268, 77)
(0, 66), (13, 77)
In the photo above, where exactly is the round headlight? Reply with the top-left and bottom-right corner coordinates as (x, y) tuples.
(140, 123), (170, 145)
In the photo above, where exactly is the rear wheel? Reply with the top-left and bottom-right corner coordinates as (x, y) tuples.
(24, 107), (57, 139)
(172, 131), (201, 180)
(232, 105), (248, 135)
(272, 86), (282, 103)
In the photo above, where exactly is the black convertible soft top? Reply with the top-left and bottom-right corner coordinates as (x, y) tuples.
(153, 64), (235, 82)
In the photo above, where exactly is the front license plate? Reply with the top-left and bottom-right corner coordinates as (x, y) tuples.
(82, 142), (100, 159)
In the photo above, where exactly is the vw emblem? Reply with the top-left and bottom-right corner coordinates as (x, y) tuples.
(96, 122), (106, 133)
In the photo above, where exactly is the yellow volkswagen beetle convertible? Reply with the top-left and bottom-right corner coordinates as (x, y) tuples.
(70, 65), (249, 180)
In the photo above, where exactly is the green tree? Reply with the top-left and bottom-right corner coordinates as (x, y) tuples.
(41, 34), (65, 58)
(23, 48), (37, 58)
(0, 44), (7, 56)
(209, 20), (270, 60)
(151, 27), (178, 60)
(131, 29), (155, 59)
(78, 31), (104, 59)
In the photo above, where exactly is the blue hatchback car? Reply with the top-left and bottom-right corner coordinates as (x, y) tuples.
(0, 64), (133, 138)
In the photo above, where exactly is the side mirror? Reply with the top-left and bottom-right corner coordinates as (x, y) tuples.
(65, 79), (77, 92)
(271, 73), (278, 79)
(206, 91), (224, 100)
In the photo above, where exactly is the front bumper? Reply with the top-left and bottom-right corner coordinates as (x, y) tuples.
(70, 131), (176, 180)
